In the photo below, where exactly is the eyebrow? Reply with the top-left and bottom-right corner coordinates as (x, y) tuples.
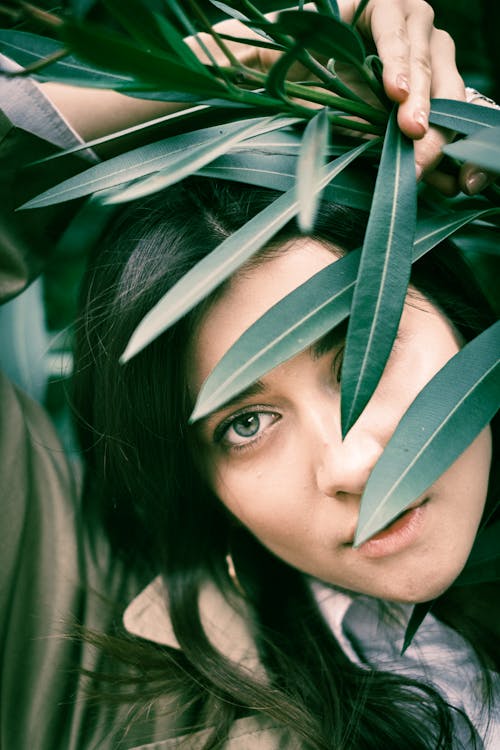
(198, 322), (349, 426)
(311, 318), (348, 358)
(199, 380), (267, 424)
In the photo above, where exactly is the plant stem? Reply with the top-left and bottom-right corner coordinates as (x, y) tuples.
(185, 0), (240, 93)
(229, 65), (386, 125)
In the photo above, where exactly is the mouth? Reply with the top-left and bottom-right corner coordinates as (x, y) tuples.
(344, 497), (430, 551)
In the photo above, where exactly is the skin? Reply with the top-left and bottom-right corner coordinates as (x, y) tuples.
(191, 239), (492, 603)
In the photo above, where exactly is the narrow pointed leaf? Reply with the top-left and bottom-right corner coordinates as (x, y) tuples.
(402, 603), (434, 654)
(275, 10), (366, 67)
(297, 108), (330, 231)
(102, 0), (177, 53)
(200, 154), (375, 209)
(351, 0), (371, 27)
(455, 520), (500, 586)
(191, 250), (361, 422)
(354, 321), (500, 547)
(0, 29), (133, 85)
(190, 205), (496, 422)
(412, 207), (500, 258)
(101, 116), (297, 204)
(120, 139), (374, 363)
(341, 108), (416, 436)
(103, 0), (210, 76)
(153, 13), (216, 76)
(19, 118), (283, 208)
(209, 2), (249, 23)
(266, 43), (302, 100)
(58, 20), (226, 95)
(31, 104), (211, 164)
(208, 1), (281, 44)
(429, 99), (500, 135)
(315, 0), (341, 18)
(442, 125), (500, 173)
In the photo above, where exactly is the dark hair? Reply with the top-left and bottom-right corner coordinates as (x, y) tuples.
(73, 177), (498, 749)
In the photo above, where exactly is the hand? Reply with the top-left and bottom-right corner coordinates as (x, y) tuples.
(354, 0), (496, 194)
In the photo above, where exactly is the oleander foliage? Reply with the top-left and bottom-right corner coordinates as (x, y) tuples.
(1, 0), (499, 638)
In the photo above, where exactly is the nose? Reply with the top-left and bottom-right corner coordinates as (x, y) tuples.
(312, 411), (385, 498)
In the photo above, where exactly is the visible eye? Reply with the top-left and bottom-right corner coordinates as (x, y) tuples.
(215, 410), (280, 449)
(332, 345), (344, 383)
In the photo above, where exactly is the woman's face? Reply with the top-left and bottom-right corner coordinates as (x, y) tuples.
(190, 239), (492, 603)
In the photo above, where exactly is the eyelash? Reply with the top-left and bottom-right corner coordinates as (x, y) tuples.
(214, 407), (280, 452)
(332, 345), (344, 383)
(209, 336), (381, 453)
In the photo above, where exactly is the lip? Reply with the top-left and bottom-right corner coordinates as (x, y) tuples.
(350, 498), (430, 559)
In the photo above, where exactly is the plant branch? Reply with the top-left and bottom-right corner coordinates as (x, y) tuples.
(18, 1), (63, 27)
(229, 64), (386, 125)
(2, 48), (69, 77)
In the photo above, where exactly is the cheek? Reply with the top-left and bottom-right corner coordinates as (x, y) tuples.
(210, 450), (309, 540)
(443, 425), (492, 513)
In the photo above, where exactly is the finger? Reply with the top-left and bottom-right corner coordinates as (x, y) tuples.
(366, 0), (438, 139)
(413, 123), (449, 181)
(423, 170), (459, 196)
(395, 2), (437, 139)
(364, 1), (414, 104)
(457, 97), (500, 194)
(460, 164), (492, 195)
(410, 28), (465, 177)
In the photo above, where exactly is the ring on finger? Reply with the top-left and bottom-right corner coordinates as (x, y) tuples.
(464, 86), (500, 109)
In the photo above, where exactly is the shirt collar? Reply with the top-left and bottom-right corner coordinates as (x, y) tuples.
(123, 575), (264, 675)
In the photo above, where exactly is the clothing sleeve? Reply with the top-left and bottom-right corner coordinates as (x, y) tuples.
(0, 69), (123, 750)
(0, 55), (97, 303)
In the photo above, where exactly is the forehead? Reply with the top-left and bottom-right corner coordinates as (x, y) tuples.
(190, 238), (341, 393)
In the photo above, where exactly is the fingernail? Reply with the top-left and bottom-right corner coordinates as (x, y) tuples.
(414, 109), (428, 132)
(396, 74), (410, 94)
(465, 170), (488, 194)
(415, 163), (423, 181)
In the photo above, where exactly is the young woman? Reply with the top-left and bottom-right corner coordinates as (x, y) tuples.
(0, 1), (498, 749)
(67, 176), (498, 750)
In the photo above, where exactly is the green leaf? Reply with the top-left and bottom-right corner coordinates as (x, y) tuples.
(455, 520), (500, 585)
(101, 116), (299, 204)
(412, 207), (500, 257)
(31, 103), (212, 164)
(275, 9), (366, 68)
(102, 0), (176, 53)
(296, 108), (330, 232)
(208, 1), (281, 44)
(429, 99), (500, 135)
(341, 108), (416, 436)
(442, 125), (500, 174)
(315, 0), (341, 18)
(153, 12), (221, 76)
(266, 42), (302, 101)
(102, 0), (212, 77)
(191, 250), (360, 422)
(0, 29), (133, 85)
(200, 153), (375, 210)
(351, 0), (371, 27)
(189, 205), (496, 422)
(58, 19), (226, 95)
(120, 139), (374, 364)
(402, 603), (434, 654)
(19, 118), (284, 209)
(354, 321), (500, 547)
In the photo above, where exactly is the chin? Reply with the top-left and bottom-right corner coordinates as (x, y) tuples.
(384, 570), (462, 604)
